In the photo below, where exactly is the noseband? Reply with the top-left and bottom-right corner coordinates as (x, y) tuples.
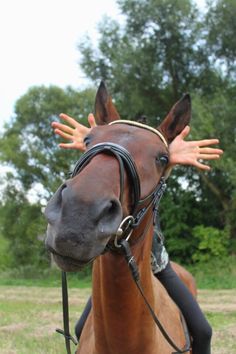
(71, 141), (167, 246)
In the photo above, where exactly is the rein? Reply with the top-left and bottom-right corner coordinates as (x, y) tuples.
(57, 133), (191, 353)
(119, 239), (191, 354)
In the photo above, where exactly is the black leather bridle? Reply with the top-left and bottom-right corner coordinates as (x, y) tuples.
(71, 142), (167, 245)
(72, 142), (141, 211)
(57, 135), (191, 354)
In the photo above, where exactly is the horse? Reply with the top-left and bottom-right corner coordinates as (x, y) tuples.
(45, 82), (196, 354)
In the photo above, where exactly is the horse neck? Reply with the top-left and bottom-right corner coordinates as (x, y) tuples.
(92, 221), (160, 353)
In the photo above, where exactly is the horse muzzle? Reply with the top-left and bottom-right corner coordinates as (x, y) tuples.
(44, 183), (123, 271)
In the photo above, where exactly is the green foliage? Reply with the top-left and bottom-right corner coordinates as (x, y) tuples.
(0, 85), (95, 194)
(160, 177), (202, 261)
(191, 91), (236, 250)
(79, 0), (213, 120)
(0, 264), (92, 288)
(187, 255), (236, 289)
(0, 86), (95, 268)
(0, 235), (12, 270)
(77, 0), (236, 260)
(192, 225), (229, 262)
(207, 0), (236, 74)
(0, 257), (235, 289)
(0, 183), (48, 267)
(1, 0), (236, 270)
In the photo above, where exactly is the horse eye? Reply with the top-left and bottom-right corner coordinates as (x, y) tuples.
(84, 136), (90, 147)
(157, 155), (169, 165)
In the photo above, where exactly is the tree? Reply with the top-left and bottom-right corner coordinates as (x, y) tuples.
(0, 85), (95, 266)
(0, 183), (46, 267)
(0, 85), (95, 198)
(1, 0), (235, 267)
(206, 0), (236, 76)
(78, 0), (235, 258)
(191, 89), (236, 249)
(79, 0), (218, 122)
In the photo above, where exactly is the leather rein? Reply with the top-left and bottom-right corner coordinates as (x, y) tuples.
(56, 123), (191, 354)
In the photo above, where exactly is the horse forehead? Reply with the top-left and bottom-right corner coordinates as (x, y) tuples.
(93, 125), (164, 151)
(88, 125), (165, 198)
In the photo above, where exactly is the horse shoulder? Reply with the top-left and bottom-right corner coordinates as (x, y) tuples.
(151, 275), (189, 353)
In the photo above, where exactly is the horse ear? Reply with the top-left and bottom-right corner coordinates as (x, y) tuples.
(94, 81), (120, 125)
(158, 94), (191, 143)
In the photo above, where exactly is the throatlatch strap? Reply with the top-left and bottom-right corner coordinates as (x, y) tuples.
(56, 272), (78, 354)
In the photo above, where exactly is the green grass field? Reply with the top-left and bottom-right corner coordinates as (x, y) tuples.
(0, 286), (90, 354)
(0, 285), (235, 354)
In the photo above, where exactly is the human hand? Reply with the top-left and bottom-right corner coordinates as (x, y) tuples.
(169, 126), (223, 171)
(51, 113), (96, 151)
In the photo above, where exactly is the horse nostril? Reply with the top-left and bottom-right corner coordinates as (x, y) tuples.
(60, 183), (67, 191)
(61, 183), (68, 199)
(97, 199), (122, 234)
(44, 183), (67, 223)
(109, 200), (122, 218)
(100, 199), (121, 218)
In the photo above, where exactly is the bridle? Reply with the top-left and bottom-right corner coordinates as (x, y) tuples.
(71, 141), (167, 248)
(72, 120), (169, 246)
(56, 122), (191, 354)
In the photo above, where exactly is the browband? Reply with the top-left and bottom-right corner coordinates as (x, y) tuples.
(109, 120), (168, 148)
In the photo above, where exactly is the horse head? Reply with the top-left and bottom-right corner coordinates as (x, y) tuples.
(45, 82), (191, 272)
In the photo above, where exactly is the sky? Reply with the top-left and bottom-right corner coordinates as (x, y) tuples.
(0, 0), (121, 131)
(0, 0), (206, 132)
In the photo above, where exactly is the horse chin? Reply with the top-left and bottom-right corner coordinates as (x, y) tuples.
(45, 224), (112, 271)
(46, 239), (109, 272)
(52, 253), (93, 272)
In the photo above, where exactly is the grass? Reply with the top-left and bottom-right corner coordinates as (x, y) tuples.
(197, 289), (236, 354)
(186, 256), (236, 289)
(0, 286), (90, 354)
(1, 256), (235, 289)
(0, 265), (92, 288)
(0, 274), (91, 288)
(0, 285), (235, 354)
(0, 258), (235, 353)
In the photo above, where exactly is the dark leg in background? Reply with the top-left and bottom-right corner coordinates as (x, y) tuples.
(74, 296), (92, 341)
(156, 262), (212, 354)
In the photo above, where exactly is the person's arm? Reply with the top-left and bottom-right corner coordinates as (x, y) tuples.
(168, 125), (223, 171)
(51, 113), (96, 151)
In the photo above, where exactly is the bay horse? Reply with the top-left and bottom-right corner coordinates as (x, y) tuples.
(45, 82), (196, 354)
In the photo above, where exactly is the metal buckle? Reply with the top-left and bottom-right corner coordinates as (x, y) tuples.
(114, 215), (135, 248)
